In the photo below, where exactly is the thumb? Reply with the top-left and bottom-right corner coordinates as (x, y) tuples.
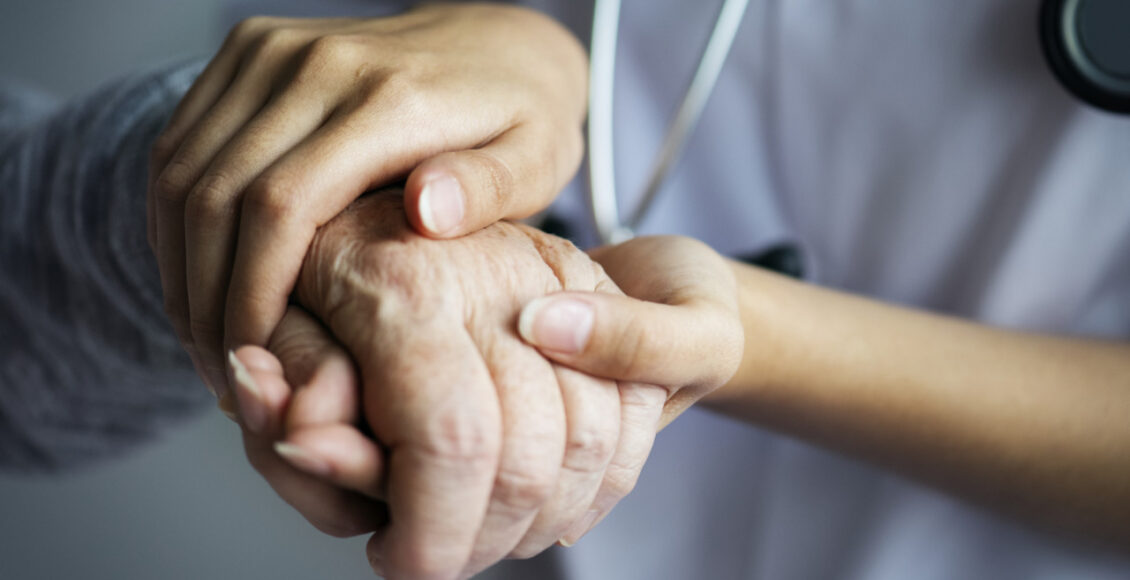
(517, 291), (742, 392)
(403, 122), (581, 237)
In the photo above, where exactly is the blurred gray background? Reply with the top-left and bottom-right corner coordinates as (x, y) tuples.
(0, 1), (397, 578)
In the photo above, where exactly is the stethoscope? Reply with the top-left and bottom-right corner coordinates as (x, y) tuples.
(586, 0), (1130, 247)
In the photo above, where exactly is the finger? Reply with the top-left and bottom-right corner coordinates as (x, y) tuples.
(250, 436), (387, 539)
(184, 89), (333, 395)
(462, 333), (568, 574)
(156, 55), (238, 155)
(351, 321), (501, 580)
(150, 18), (272, 172)
(232, 342), (386, 539)
(404, 121), (582, 238)
(229, 300), (348, 431)
(508, 365), (620, 560)
(224, 94), (539, 351)
(221, 103), (468, 352)
(518, 290), (740, 390)
(154, 215), (212, 395)
(267, 306), (361, 430)
(153, 65), (276, 394)
(229, 346), (291, 436)
(278, 424), (386, 499)
(559, 381), (665, 546)
(231, 305), (357, 433)
(148, 19), (267, 249)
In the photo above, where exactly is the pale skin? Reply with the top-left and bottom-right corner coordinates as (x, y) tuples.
(147, 3), (588, 398)
(232, 191), (741, 579)
(520, 256), (1130, 550)
(243, 217), (1130, 577)
(151, 3), (1130, 577)
(708, 265), (1130, 548)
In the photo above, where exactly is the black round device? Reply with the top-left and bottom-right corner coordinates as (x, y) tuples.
(1041, 0), (1130, 114)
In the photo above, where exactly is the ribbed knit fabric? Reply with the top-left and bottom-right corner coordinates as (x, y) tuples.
(0, 81), (58, 137)
(0, 63), (212, 472)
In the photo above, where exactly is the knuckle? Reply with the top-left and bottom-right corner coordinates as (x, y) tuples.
(492, 464), (556, 512)
(602, 466), (641, 502)
(152, 160), (195, 207)
(306, 35), (358, 66)
(184, 174), (237, 226)
(243, 175), (302, 224)
(468, 149), (515, 214)
(563, 426), (616, 474)
(610, 313), (652, 377)
(188, 315), (223, 349)
(229, 16), (274, 42)
(619, 382), (666, 411)
(367, 72), (429, 116)
(149, 132), (180, 167)
(249, 26), (302, 61)
(415, 408), (500, 470)
(292, 35), (359, 85)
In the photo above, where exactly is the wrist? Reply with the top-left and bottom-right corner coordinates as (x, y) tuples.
(699, 262), (796, 412)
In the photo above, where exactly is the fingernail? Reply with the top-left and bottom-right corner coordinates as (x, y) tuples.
(418, 176), (465, 235)
(275, 442), (332, 477)
(228, 350), (266, 433)
(561, 509), (601, 546)
(519, 297), (594, 354)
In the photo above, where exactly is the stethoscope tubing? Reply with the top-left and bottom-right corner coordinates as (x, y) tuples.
(585, 0), (1130, 247)
(587, 0), (751, 246)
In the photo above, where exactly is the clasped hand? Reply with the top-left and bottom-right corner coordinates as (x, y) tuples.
(229, 191), (740, 579)
(147, 4), (588, 399)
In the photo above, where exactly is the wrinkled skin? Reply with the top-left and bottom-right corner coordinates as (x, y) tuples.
(268, 190), (668, 579)
(148, 3), (588, 400)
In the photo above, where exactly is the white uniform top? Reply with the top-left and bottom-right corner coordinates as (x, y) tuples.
(532, 1), (1130, 578)
(224, 0), (1130, 577)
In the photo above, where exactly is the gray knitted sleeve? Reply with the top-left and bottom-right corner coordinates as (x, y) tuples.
(0, 62), (214, 473)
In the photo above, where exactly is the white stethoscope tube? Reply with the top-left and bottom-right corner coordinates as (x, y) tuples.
(587, 0), (751, 246)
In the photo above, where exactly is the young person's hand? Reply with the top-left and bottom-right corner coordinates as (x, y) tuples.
(519, 235), (744, 430)
(147, 4), (588, 399)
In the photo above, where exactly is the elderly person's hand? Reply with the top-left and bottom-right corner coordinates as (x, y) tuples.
(147, 3), (588, 401)
(232, 306), (388, 538)
(232, 190), (671, 580)
(230, 216), (744, 579)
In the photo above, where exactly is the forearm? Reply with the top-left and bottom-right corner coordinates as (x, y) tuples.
(703, 261), (1130, 546)
(0, 65), (209, 471)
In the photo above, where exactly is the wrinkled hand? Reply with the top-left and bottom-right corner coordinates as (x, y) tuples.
(233, 306), (389, 539)
(234, 191), (666, 579)
(148, 4), (588, 398)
